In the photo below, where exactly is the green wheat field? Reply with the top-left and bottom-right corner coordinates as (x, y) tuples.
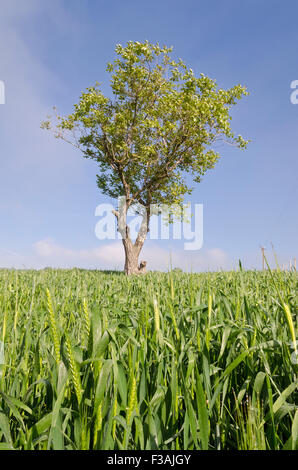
(0, 267), (297, 450)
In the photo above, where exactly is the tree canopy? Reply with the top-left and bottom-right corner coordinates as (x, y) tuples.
(43, 40), (248, 210)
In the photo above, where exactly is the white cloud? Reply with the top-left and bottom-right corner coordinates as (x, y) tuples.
(2, 238), (293, 272)
(34, 239), (73, 258)
(164, 247), (232, 272)
(0, 238), (234, 272)
(33, 238), (124, 267)
(33, 238), (125, 269)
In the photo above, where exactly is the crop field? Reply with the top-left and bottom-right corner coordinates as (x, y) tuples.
(0, 268), (297, 450)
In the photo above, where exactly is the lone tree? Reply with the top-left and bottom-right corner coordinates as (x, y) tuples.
(42, 41), (248, 275)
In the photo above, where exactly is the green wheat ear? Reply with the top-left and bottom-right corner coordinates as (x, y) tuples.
(153, 297), (160, 332)
(46, 288), (60, 364)
(65, 332), (83, 405)
(82, 298), (91, 344)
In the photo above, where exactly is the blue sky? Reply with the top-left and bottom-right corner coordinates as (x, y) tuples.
(0, 0), (297, 271)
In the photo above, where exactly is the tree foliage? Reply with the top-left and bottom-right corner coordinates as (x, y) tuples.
(42, 40), (249, 211)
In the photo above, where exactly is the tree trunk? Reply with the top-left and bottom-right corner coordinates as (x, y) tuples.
(113, 202), (149, 275)
(122, 238), (145, 275)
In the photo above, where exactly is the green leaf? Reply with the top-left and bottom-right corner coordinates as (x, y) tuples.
(185, 395), (199, 449)
(253, 371), (266, 396)
(0, 443), (14, 450)
(94, 359), (113, 413)
(272, 382), (298, 415)
(47, 379), (68, 450)
(0, 391), (26, 429)
(0, 412), (12, 445)
(292, 409), (298, 450)
(195, 369), (209, 450)
(117, 363), (128, 408)
(219, 326), (231, 359)
(94, 330), (110, 358)
(30, 412), (53, 437)
(223, 350), (249, 378)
